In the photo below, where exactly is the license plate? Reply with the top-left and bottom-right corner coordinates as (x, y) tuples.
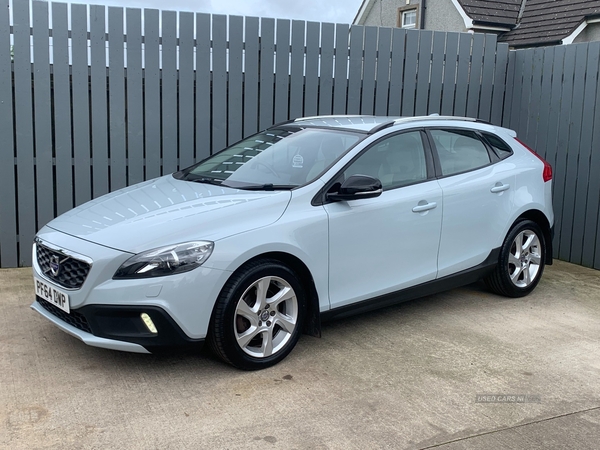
(34, 276), (70, 313)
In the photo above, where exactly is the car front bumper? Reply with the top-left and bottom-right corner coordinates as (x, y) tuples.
(31, 299), (151, 353)
(32, 296), (206, 353)
(31, 226), (232, 353)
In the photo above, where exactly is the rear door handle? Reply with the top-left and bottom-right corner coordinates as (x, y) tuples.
(490, 183), (510, 193)
(412, 201), (437, 213)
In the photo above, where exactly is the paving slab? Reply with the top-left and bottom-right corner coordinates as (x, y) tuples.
(1, 261), (599, 449)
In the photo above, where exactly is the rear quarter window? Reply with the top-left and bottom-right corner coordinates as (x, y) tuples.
(482, 133), (513, 160)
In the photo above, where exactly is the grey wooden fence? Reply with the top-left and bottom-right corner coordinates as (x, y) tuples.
(1, 0), (599, 271)
(503, 43), (600, 270)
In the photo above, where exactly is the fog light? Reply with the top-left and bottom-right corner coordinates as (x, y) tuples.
(140, 313), (158, 334)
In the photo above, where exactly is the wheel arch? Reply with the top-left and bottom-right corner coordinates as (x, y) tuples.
(223, 251), (322, 338)
(513, 209), (553, 265)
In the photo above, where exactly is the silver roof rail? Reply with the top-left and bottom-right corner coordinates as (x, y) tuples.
(294, 115), (371, 122)
(392, 115), (479, 125)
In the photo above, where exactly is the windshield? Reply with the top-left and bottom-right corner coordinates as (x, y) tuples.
(180, 127), (361, 189)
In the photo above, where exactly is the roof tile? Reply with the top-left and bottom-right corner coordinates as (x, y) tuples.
(458, 0), (523, 23)
(458, 0), (600, 47)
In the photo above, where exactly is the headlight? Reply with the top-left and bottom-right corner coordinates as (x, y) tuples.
(113, 241), (214, 279)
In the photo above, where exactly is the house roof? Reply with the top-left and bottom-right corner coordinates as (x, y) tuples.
(353, 0), (374, 25)
(498, 0), (600, 47)
(458, 0), (523, 27)
(353, 0), (600, 48)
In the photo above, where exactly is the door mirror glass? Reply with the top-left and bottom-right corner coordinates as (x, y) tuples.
(327, 175), (383, 201)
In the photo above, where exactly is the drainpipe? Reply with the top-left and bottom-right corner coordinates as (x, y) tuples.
(421, 0), (426, 29)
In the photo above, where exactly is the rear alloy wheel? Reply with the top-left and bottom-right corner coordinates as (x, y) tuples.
(209, 260), (305, 370)
(485, 220), (546, 298)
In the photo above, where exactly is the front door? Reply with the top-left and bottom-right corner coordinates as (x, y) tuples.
(324, 131), (443, 309)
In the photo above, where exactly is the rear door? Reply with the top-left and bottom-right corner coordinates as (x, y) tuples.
(428, 129), (516, 277)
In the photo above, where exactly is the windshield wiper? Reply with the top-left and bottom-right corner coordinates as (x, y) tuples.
(187, 176), (224, 186)
(236, 183), (296, 191)
(186, 177), (294, 190)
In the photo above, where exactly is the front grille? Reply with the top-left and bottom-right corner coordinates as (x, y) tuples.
(37, 244), (91, 289)
(36, 296), (92, 334)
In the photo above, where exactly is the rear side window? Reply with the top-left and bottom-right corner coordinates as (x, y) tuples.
(482, 132), (513, 160)
(429, 129), (491, 176)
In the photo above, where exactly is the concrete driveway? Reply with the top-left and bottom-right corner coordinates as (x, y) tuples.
(1, 261), (599, 449)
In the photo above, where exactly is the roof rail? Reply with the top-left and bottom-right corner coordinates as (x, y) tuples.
(368, 115), (490, 134)
(294, 115), (371, 122)
(393, 115), (480, 125)
(368, 119), (398, 134)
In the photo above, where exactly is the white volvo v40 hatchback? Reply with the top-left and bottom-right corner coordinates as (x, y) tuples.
(32, 116), (554, 369)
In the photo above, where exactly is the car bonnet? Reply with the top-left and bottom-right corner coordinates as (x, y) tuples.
(45, 175), (292, 253)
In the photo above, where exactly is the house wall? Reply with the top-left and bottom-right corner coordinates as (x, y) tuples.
(573, 22), (600, 44)
(359, 0), (467, 33)
(361, 0), (421, 28)
(424, 0), (467, 32)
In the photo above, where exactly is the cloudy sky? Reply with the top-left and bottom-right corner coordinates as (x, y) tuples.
(44, 0), (365, 24)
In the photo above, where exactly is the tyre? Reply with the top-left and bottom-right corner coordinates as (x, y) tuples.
(485, 220), (546, 298)
(209, 259), (305, 370)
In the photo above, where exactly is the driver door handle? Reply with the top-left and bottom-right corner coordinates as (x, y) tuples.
(412, 201), (437, 213)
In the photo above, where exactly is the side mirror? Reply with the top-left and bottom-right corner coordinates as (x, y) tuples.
(327, 175), (383, 202)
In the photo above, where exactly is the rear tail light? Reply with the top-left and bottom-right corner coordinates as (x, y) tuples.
(516, 138), (552, 182)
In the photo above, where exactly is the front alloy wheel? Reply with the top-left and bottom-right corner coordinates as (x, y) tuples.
(209, 259), (305, 370)
(485, 219), (546, 298)
(234, 276), (299, 358)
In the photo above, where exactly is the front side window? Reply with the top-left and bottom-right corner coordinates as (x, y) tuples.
(342, 131), (427, 190)
(430, 129), (491, 176)
(180, 127), (361, 189)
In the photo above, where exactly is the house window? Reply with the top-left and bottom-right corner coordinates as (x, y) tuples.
(402, 10), (417, 28)
(397, 5), (420, 29)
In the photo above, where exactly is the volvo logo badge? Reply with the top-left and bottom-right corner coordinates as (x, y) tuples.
(50, 255), (61, 277)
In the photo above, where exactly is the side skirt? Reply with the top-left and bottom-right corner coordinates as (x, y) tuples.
(321, 248), (500, 322)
